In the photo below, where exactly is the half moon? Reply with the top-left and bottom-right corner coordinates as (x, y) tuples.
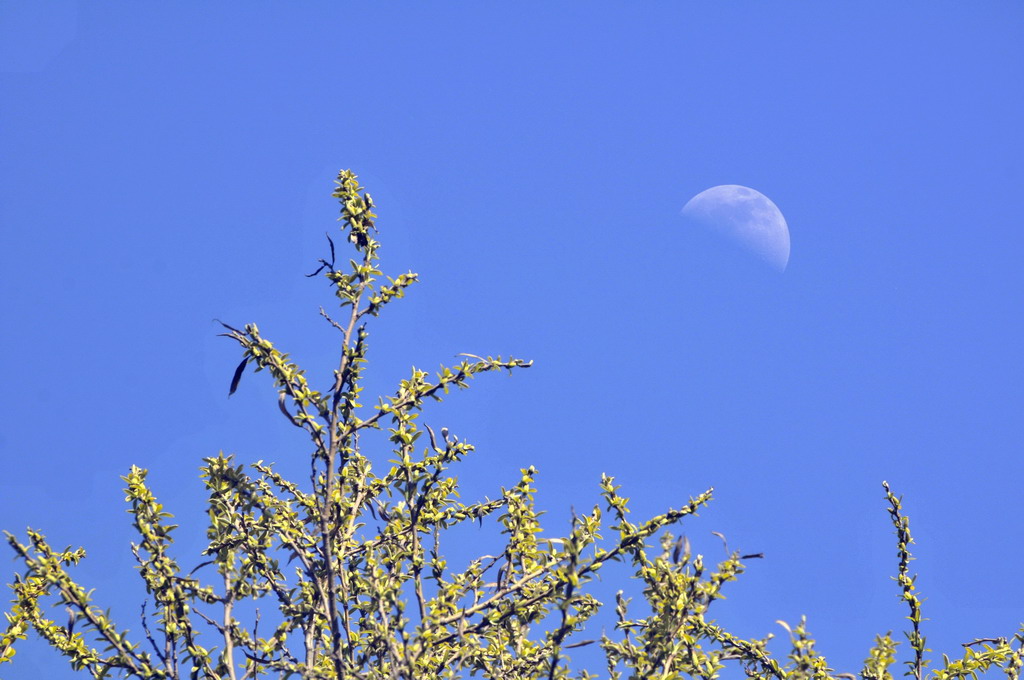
(681, 185), (790, 272)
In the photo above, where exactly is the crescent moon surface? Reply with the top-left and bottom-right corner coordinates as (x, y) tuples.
(681, 185), (791, 272)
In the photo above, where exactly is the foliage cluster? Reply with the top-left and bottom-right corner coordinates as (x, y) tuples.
(3, 171), (1022, 680)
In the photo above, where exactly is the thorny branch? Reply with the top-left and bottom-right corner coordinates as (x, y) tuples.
(3, 170), (1020, 680)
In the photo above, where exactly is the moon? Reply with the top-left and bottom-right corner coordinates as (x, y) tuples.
(681, 185), (790, 272)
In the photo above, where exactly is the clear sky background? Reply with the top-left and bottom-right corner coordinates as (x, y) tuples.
(2, 3), (1022, 678)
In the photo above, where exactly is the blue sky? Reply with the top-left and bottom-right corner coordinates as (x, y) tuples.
(2, 3), (1022, 678)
